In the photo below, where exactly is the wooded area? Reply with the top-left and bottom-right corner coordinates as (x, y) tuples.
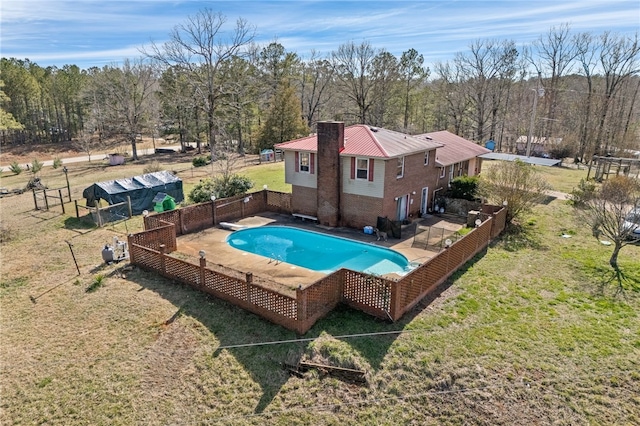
(1, 11), (638, 163)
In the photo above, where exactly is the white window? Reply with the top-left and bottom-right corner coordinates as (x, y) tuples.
(397, 157), (404, 178)
(356, 158), (369, 180)
(299, 152), (310, 173)
(449, 165), (454, 181)
(439, 167), (445, 178)
(424, 151), (429, 166)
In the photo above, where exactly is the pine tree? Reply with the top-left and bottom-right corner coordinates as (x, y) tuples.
(257, 82), (309, 151)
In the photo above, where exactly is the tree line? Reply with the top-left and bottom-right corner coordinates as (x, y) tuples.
(1, 9), (638, 162)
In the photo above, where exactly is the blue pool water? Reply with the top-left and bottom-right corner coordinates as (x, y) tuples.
(226, 226), (409, 275)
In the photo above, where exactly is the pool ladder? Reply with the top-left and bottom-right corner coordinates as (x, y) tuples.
(268, 253), (282, 265)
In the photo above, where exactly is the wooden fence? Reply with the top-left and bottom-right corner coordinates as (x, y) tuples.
(128, 190), (507, 334)
(33, 186), (71, 213)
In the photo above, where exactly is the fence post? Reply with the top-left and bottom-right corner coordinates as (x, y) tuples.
(44, 190), (49, 211)
(296, 285), (307, 323)
(390, 281), (402, 321)
(179, 209), (185, 234)
(199, 256), (206, 288)
(32, 189), (38, 210)
(97, 206), (103, 227)
(246, 272), (253, 303)
(127, 196), (132, 218)
(75, 200), (79, 218)
(58, 189), (65, 214)
(159, 244), (166, 275)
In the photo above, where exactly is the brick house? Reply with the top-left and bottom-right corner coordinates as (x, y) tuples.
(415, 131), (491, 201)
(274, 122), (443, 229)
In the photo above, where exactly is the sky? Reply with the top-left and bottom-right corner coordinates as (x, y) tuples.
(1, 0), (639, 70)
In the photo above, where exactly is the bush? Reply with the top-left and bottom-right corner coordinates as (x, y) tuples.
(9, 162), (22, 175)
(449, 175), (479, 200)
(31, 159), (43, 174)
(192, 156), (208, 167)
(568, 178), (597, 207)
(143, 161), (162, 174)
(52, 157), (63, 169)
(188, 174), (254, 203)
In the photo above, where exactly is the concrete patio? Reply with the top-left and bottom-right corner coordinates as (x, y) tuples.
(175, 212), (466, 292)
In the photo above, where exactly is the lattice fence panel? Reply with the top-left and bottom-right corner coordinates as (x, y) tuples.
(249, 285), (297, 319)
(266, 191), (292, 213)
(448, 236), (473, 271)
(409, 252), (448, 300)
(476, 218), (493, 248)
(396, 264), (438, 312)
(214, 195), (244, 223)
(202, 268), (246, 300)
(343, 271), (393, 316)
(181, 203), (213, 233)
(149, 210), (182, 233)
(128, 223), (176, 252)
(303, 272), (343, 320)
(130, 245), (163, 271)
(164, 256), (201, 285)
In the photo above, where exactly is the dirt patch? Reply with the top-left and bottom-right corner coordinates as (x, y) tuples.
(0, 141), (83, 164)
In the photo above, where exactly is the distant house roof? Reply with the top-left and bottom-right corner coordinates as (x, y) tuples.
(275, 124), (442, 159)
(515, 136), (563, 145)
(415, 131), (491, 166)
(479, 152), (562, 167)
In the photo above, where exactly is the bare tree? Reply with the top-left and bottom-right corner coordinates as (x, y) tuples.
(594, 32), (640, 155)
(298, 51), (334, 129)
(88, 59), (157, 160)
(144, 9), (255, 160)
(478, 159), (550, 224)
(433, 61), (472, 136)
(454, 39), (519, 142)
(574, 176), (640, 293)
(527, 24), (580, 138)
(332, 41), (378, 124)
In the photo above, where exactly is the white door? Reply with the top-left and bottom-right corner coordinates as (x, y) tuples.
(420, 187), (428, 216)
(396, 194), (409, 221)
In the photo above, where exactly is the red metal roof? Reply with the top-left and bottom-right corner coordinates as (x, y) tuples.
(275, 124), (442, 158)
(415, 131), (491, 166)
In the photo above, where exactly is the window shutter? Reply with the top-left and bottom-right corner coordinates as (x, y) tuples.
(310, 153), (315, 174)
(295, 152), (299, 172)
(350, 157), (356, 179)
(368, 158), (374, 181)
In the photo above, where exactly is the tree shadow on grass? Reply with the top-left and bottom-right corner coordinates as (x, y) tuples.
(581, 262), (640, 297)
(496, 222), (546, 252)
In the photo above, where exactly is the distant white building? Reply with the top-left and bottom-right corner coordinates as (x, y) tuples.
(515, 136), (562, 156)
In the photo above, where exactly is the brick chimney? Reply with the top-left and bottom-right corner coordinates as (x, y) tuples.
(316, 121), (343, 227)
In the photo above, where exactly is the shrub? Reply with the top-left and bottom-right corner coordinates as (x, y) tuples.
(86, 274), (105, 293)
(188, 174), (254, 203)
(52, 157), (63, 169)
(568, 178), (597, 207)
(449, 175), (479, 200)
(31, 159), (43, 174)
(9, 162), (22, 175)
(143, 161), (162, 174)
(192, 156), (208, 167)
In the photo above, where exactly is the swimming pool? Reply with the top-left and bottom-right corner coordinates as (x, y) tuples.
(226, 226), (409, 275)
